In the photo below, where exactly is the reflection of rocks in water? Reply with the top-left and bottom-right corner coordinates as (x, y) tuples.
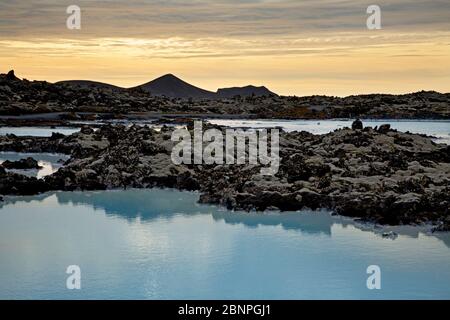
(350, 220), (450, 248)
(54, 189), (213, 222)
(0, 192), (55, 208)
(2, 188), (450, 249)
(432, 233), (450, 248)
(55, 188), (336, 235)
(53, 189), (450, 249)
(212, 210), (334, 236)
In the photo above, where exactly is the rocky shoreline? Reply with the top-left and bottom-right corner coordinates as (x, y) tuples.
(1, 120), (449, 230)
(1, 70), (449, 119)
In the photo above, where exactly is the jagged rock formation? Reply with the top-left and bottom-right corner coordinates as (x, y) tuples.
(1, 121), (449, 228)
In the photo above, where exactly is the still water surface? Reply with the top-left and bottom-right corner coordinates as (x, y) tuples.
(0, 152), (69, 178)
(1, 189), (449, 299)
(1, 119), (449, 143)
(209, 119), (450, 144)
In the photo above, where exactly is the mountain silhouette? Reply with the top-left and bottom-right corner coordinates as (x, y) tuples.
(131, 74), (216, 98)
(217, 85), (275, 98)
(56, 73), (277, 99)
(56, 80), (124, 91)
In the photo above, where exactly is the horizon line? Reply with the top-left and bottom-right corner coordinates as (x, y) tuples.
(3, 69), (449, 98)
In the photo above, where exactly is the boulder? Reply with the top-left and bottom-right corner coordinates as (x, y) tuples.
(80, 125), (94, 134)
(351, 119), (363, 130)
(50, 132), (66, 140)
(377, 124), (391, 134)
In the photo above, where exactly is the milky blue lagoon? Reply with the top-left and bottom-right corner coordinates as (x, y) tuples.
(0, 126), (80, 137)
(1, 189), (450, 299)
(1, 119), (449, 143)
(209, 119), (450, 144)
(0, 152), (69, 178)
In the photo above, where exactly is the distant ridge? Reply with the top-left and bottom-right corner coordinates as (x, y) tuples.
(56, 80), (124, 91)
(217, 85), (275, 98)
(57, 74), (277, 99)
(2, 70), (449, 119)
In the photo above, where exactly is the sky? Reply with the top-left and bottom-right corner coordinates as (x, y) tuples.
(0, 0), (449, 96)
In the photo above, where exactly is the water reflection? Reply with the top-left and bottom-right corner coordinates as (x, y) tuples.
(212, 210), (333, 236)
(55, 189), (212, 221)
(0, 126), (80, 137)
(208, 119), (450, 144)
(1, 188), (450, 299)
(2, 189), (449, 247)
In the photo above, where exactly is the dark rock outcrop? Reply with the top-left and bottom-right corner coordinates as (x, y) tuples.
(5, 70), (20, 82)
(0, 170), (50, 195)
(0, 123), (449, 227)
(377, 124), (391, 134)
(352, 119), (363, 130)
(0, 70), (448, 119)
(1, 157), (41, 169)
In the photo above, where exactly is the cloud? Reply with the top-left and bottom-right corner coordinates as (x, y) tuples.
(0, 0), (449, 39)
(0, 0), (449, 96)
(1, 31), (448, 60)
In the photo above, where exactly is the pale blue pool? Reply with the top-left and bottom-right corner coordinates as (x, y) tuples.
(1, 189), (449, 299)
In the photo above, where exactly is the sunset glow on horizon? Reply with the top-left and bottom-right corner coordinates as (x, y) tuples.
(1, 0), (449, 96)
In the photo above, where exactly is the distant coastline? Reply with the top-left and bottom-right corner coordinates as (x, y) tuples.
(1, 70), (449, 120)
